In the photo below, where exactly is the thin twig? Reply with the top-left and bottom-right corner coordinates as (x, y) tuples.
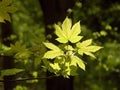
(0, 75), (57, 82)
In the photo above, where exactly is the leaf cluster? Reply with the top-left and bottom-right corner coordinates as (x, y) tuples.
(0, 17), (102, 78)
(43, 17), (102, 77)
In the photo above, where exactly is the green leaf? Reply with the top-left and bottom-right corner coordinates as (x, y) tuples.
(1, 68), (24, 76)
(49, 63), (61, 71)
(64, 45), (74, 51)
(43, 59), (60, 74)
(14, 85), (28, 90)
(69, 21), (83, 43)
(43, 51), (63, 59)
(10, 41), (26, 52)
(70, 56), (85, 71)
(76, 39), (102, 58)
(84, 51), (96, 58)
(62, 62), (71, 77)
(43, 42), (61, 50)
(62, 17), (72, 38)
(55, 17), (82, 43)
(54, 24), (68, 43)
(0, 0), (17, 22)
(76, 39), (92, 47)
(9, 42), (31, 59)
(43, 42), (64, 59)
(86, 46), (103, 52)
(69, 65), (78, 76)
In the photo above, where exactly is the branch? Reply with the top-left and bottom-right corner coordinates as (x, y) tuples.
(0, 75), (57, 82)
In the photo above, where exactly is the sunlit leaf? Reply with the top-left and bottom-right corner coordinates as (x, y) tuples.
(43, 50), (63, 59)
(62, 17), (72, 38)
(86, 46), (103, 52)
(43, 42), (64, 59)
(76, 39), (92, 47)
(70, 56), (85, 70)
(60, 62), (71, 78)
(69, 21), (83, 43)
(69, 36), (83, 43)
(49, 63), (61, 71)
(76, 39), (102, 58)
(54, 24), (68, 43)
(84, 51), (96, 58)
(64, 45), (74, 51)
(55, 17), (82, 43)
(56, 37), (68, 44)
(43, 42), (61, 50)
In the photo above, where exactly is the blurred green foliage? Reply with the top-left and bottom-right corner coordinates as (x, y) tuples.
(0, 0), (17, 22)
(0, 0), (120, 90)
(73, 0), (120, 90)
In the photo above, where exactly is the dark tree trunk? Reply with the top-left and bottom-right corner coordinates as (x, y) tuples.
(39, 0), (76, 35)
(1, 21), (16, 90)
(39, 0), (76, 90)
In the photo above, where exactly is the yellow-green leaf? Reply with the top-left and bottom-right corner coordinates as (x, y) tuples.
(43, 42), (61, 50)
(86, 46), (103, 52)
(54, 24), (68, 43)
(54, 17), (82, 43)
(49, 63), (61, 71)
(1, 68), (24, 76)
(76, 39), (102, 58)
(56, 37), (68, 43)
(69, 21), (82, 43)
(43, 42), (64, 59)
(64, 45), (74, 51)
(62, 17), (72, 38)
(76, 39), (92, 48)
(70, 56), (85, 71)
(69, 36), (83, 43)
(43, 50), (63, 59)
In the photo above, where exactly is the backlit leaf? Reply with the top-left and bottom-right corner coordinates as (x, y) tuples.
(49, 63), (61, 71)
(76, 39), (102, 58)
(54, 24), (68, 43)
(62, 17), (72, 38)
(69, 36), (83, 43)
(70, 56), (85, 70)
(43, 42), (61, 50)
(64, 45), (74, 51)
(55, 17), (82, 43)
(69, 21), (82, 43)
(76, 39), (92, 47)
(43, 50), (63, 59)
(43, 42), (64, 59)
(56, 37), (68, 44)
(86, 46), (103, 52)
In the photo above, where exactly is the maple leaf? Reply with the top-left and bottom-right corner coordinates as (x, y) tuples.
(70, 55), (85, 71)
(43, 42), (64, 59)
(76, 39), (102, 58)
(54, 17), (83, 43)
(0, 0), (17, 22)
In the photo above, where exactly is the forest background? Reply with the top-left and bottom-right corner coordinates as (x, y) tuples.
(0, 0), (120, 90)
